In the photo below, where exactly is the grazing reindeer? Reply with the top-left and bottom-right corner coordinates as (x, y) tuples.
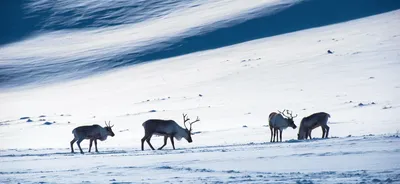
(141, 114), (199, 150)
(269, 109), (298, 142)
(70, 121), (115, 154)
(298, 112), (330, 140)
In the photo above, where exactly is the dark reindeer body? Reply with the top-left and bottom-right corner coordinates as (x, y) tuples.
(141, 114), (199, 151)
(269, 112), (278, 120)
(143, 120), (186, 137)
(73, 125), (105, 140)
(70, 122), (115, 154)
(298, 112), (330, 140)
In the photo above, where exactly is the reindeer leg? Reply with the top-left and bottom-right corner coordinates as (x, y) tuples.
(304, 129), (308, 140)
(321, 126), (326, 138)
(323, 125), (330, 138)
(141, 136), (147, 151)
(270, 127), (273, 142)
(170, 136), (175, 150)
(70, 138), (77, 153)
(146, 135), (155, 150)
(273, 128), (277, 142)
(94, 139), (98, 152)
(158, 136), (168, 150)
(326, 126), (330, 138)
(88, 139), (93, 152)
(279, 129), (283, 142)
(271, 128), (275, 142)
(308, 128), (312, 139)
(76, 138), (84, 154)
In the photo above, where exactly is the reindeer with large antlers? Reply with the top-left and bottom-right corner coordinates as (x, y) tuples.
(269, 109), (298, 142)
(141, 114), (200, 150)
(70, 121), (115, 154)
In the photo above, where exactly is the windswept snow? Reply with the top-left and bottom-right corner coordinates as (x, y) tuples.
(1, 6), (400, 184)
(1, 135), (399, 183)
(0, 0), (291, 63)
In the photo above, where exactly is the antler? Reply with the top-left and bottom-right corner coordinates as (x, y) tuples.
(182, 114), (200, 131)
(277, 109), (287, 117)
(277, 109), (297, 119)
(105, 121), (114, 128)
(189, 116), (200, 131)
(182, 113), (190, 129)
(284, 110), (298, 119)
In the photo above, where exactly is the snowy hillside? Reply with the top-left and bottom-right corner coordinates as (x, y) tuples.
(1, 0), (400, 183)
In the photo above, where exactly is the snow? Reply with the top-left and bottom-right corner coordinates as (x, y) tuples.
(1, 5), (400, 184)
(0, 0), (288, 64)
(1, 135), (399, 183)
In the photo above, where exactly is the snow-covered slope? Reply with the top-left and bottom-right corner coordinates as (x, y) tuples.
(1, 4), (400, 184)
(1, 135), (399, 183)
(1, 9), (399, 147)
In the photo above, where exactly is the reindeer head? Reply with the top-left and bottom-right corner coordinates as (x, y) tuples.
(104, 121), (115, 137)
(182, 113), (200, 143)
(278, 109), (298, 129)
(297, 133), (304, 140)
(297, 118), (308, 140)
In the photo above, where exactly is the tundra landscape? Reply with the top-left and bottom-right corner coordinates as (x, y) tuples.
(1, 0), (400, 183)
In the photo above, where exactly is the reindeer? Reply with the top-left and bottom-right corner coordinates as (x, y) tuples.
(70, 121), (115, 154)
(298, 112), (330, 140)
(269, 109), (297, 142)
(141, 114), (199, 150)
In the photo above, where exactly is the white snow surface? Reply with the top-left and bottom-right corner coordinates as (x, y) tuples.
(1, 8), (400, 184)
